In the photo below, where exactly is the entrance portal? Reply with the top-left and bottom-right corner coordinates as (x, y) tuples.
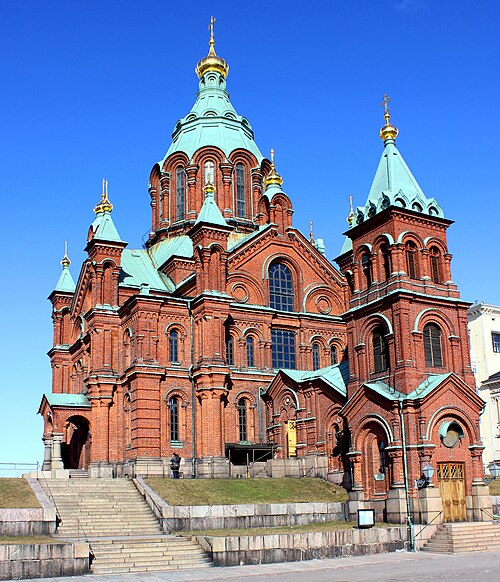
(62, 416), (91, 469)
(437, 462), (467, 522)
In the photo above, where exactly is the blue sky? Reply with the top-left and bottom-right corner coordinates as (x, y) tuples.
(0, 0), (498, 467)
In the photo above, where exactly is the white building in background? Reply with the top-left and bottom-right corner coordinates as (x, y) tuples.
(467, 302), (500, 470)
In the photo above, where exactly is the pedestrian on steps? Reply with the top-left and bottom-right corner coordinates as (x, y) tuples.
(170, 453), (181, 479)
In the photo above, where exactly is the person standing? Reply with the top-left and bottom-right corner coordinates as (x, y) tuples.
(170, 453), (181, 479)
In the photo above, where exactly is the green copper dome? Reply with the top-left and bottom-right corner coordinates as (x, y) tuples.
(160, 61), (263, 164)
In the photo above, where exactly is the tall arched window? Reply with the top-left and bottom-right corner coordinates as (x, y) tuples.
(269, 263), (294, 312)
(312, 343), (320, 370)
(237, 398), (248, 442)
(226, 335), (234, 366)
(330, 345), (338, 365)
(405, 241), (418, 279)
(380, 243), (392, 280)
(236, 163), (246, 218)
(379, 440), (386, 474)
(361, 253), (373, 288)
(429, 247), (442, 284)
(169, 397), (180, 442)
(175, 167), (185, 220)
(246, 337), (255, 367)
(373, 326), (389, 373)
(424, 323), (443, 367)
(169, 330), (179, 363)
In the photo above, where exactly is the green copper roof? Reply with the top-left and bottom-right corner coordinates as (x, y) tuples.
(119, 249), (175, 292)
(54, 264), (76, 293)
(279, 361), (349, 397)
(364, 373), (451, 401)
(161, 71), (263, 163)
(355, 139), (444, 225)
(44, 393), (91, 408)
(148, 235), (193, 269)
(195, 191), (228, 227)
(90, 210), (123, 243)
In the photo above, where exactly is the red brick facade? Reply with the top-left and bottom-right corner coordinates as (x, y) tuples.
(39, 43), (487, 521)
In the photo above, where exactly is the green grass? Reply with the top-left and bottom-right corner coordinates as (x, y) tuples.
(145, 477), (347, 506)
(0, 478), (40, 509)
(0, 536), (57, 545)
(181, 521), (397, 537)
(488, 478), (500, 496)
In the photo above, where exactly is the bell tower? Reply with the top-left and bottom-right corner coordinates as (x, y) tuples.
(336, 97), (475, 397)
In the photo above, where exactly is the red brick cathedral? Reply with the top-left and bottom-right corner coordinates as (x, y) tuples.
(39, 27), (491, 522)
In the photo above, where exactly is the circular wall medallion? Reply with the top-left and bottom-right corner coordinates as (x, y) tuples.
(231, 283), (249, 303)
(316, 295), (332, 314)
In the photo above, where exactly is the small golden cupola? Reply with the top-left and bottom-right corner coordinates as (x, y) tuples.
(379, 94), (399, 143)
(264, 148), (284, 189)
(195, 16), (229, 79)
(94, 179), (113, 214)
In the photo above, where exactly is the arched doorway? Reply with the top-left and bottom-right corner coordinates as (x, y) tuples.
(359, 421), (391, 499)
(62, 416), (91, 469)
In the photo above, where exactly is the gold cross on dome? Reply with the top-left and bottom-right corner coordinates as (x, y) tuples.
(381, 94), (391, 114)
(208, 16), (216, 40)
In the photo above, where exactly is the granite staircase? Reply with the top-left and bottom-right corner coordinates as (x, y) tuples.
(39, 477), (212, 573)
(421, 521), (500, 553)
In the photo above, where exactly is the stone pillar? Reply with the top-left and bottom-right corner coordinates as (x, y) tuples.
(42, 437), (53, 471)
(346, 452), (365, 520)
(417, 487), (443, 525)
(51, 433), (64, 470)
(469, 445), (493, 521)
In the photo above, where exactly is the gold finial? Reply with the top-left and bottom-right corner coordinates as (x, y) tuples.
(61, 241), (71, 268)
(379, 93), (399, 142)
(195, 16), (229, 79)
(264, 148), (283, 188)
(347, 194), (355, 226)
(94, 178), (113, 214)
(309, 221), (314, 243)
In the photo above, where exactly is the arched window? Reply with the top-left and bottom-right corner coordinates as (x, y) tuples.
(226, 335), (234, 366)
(236, 163), (246, 218)
(380, 243), (392, 280)
(169, 397), (180, 442)
(312, 343), (320, 370)
(424, 323), (443, 367)
(330, 345), (338, 365)
(373, 326), (389, 373)
(405, 241), (418, 279)
(246, 337), (255, 367)
(269, 263), (294, 312)
(237, 398), (248, 442)
(169, 330), (179, 363)
(123, 329), (132, 369)
(361, 253), (372, 288)
(429, 247), (442, 284)
(175, 167), (185, 220)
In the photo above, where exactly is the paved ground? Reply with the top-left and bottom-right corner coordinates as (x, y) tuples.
(24, 550), (500, 581)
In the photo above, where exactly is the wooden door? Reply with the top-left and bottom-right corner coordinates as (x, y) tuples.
(286, 420), (297, 457)
(437, 462), (467, 522)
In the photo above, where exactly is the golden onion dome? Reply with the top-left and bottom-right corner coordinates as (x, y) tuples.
(94, 179), (113, 214)
(195, 17), (229, 79)
(379, 94), (399, 142)
(264, 149), (283, 188)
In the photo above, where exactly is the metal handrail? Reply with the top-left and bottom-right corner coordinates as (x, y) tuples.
(480, 507), (499, 521)
(35, 462), (63, 526)
(75, 517), (95, 564)
(413, 510), (443, 539)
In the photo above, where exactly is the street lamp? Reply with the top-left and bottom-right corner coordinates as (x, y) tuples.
(416, 463), (434, 490)
(490, 462), (500, 480)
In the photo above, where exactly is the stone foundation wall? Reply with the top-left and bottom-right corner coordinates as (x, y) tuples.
(196, 527), (407, 567)
(0, 543), (89, 580)
(492, 495), (499, 515)
(0, 479), (57, 536)
(135, 477), (345, 532)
